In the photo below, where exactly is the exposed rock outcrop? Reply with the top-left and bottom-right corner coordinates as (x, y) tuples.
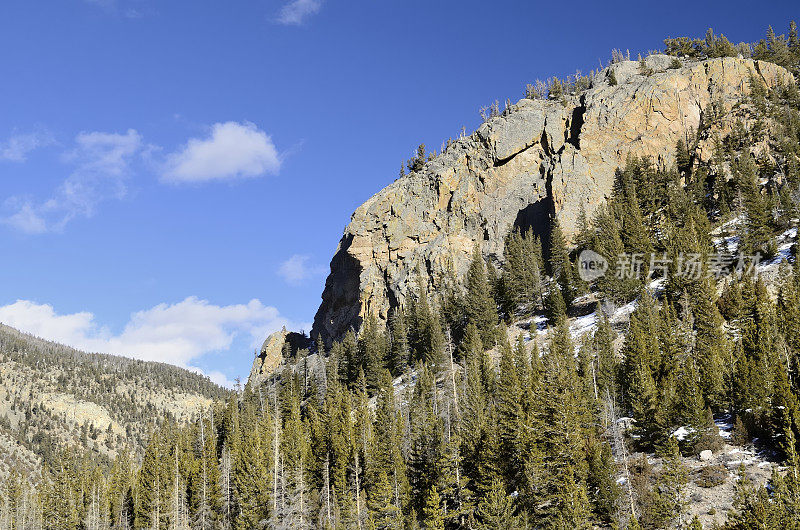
(248, 328), (310, 387)
(312, 56), (795, 344)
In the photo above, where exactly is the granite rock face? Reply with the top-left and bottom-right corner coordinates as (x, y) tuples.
(247, 328), (287, 389)
(248, 329), (312, 387)
(312, 56), (794, 344)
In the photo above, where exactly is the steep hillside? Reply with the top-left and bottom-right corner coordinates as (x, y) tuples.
(313, 55), (794, 344)
(0, 323), (228, 479)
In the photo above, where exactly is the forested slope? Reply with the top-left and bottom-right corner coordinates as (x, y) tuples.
(3, 23), (800, 530)
(0, 323), (228, 505)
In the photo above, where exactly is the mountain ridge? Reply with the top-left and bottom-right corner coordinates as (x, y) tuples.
(0, 322), (228, 480)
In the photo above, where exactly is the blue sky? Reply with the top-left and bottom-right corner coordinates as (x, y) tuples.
(0, 0), (796, 386)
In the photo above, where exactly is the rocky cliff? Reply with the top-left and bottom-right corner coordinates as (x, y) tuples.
(247, 327), (310, 388)
(312, 55), (795, 344)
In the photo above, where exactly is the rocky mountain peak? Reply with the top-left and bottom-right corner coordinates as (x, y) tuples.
(311, 55), (794, 345)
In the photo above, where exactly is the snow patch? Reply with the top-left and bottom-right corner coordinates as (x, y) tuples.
(757, 226), (796, 270)
(672, 426), (695, 441)
(715, 414), (733, 439)
(612, 300), (637, 322)
(570, 312), (598, 338)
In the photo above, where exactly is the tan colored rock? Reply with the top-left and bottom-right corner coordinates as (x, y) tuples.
(247, 329), (313, 384)
(248, 327), (288, 387)
(312, 56), (795, 343)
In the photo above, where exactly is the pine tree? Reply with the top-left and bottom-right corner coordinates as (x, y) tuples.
(407, 364), (443, 514)
(426, 304), (446, 370)
(738, 276), (780, 414)
(359, 313), (387, 391)
(136, 430), (169, 529)
(548, 218), (574, 305)
(654, 436), (688, 527)
(630, 361), (664, 449)
(735, 155), (773, 257)
(421, 486), (444, 530)
(546, 282), (567, 322)
(219, 444), (233, 529)
(371, 371), (409, 524)
(657, 299), (683, 409)
(189, 411), (221, 529)
(772, 364), (800, 463)
(621, 289), (662, 403)
(638, 54), (653, 76)
(675, 350), (706, 438)
(591, 203), (635, 302)
(368, 470), (401, 530)
(692, 408), (723, 455)
(553, 467), (591, 530)
(387, 308), (410, 376)
(538, 319), (593, 523)
(409, 270), (446, 368)
(496, 337), (523, 488)
(472, 414), (503, 501)
(165, 439), (190, 530)
(594, 312), (617, 398)
(460, 343), (500, 502)
(777, 262), (800, 360)
(586, 435), (621, 525)
(615, 161), (653, 261)
(342, 329), (360, 387)
(464, 245), (499, 347)
(46, 452), (82, 530)
(692, 277), (726, 407)
(282, 390), (312, 529)
(574, 205), (593, 251)
(457, 322), (483, 365)
(474, 479), (519, 530)
(407, 144), (427, 173)
(502, 228), (544, 315)
(234, 405), (273, 529)
(710, 134), (730, 217)
(676, 138), (691, 177)
(325, 380), (354, 520)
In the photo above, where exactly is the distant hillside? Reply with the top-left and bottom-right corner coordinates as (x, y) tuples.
(0, 323), (229, 479)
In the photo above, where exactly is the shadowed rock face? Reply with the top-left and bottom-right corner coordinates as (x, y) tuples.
(312, 55), (795, 345)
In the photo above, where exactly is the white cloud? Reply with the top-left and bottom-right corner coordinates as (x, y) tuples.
(2, 129), (143, 234)
(278, 254), (327, 285)
(276, 0), (322, 25)
(162, 121), (280, 184)
(0, 131), (55, 162)
(0, 301), (98, 346)
(206, 370), (237, 389)
(0, 297), (308, 386)
(3, 201), (48, 234)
